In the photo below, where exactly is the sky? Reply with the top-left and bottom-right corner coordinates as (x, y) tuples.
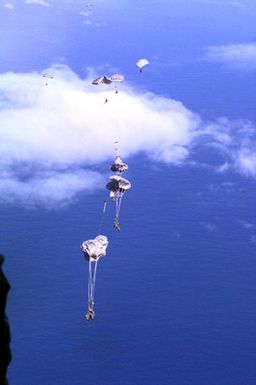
(0, 0), (256, 208)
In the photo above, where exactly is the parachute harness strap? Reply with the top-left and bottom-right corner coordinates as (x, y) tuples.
(115, 192), (123, 218)
(87, 259), (98, 312)
(88, 259), (93, 309)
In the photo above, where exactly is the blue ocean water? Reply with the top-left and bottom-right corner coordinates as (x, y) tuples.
(2, 155), (256, 385)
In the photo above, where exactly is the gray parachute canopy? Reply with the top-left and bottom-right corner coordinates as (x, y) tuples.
(81, 235), (109, 261)
(92, 76), (112, 85)
(106, 175), (131, 198)
(42, 72), (54, 80)
(110, 156), (128, 173)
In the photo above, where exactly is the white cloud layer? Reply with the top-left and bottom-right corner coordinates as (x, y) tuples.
(0, 66), (255, 207)
(205, 43), (256, 68)
(4, 3), (14, 9)
(0, 170), (104, 208)
(197, 0), (248, 7)
(25, 0), (50, 7)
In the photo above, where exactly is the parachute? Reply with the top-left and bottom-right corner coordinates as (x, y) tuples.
(136, 58), (149, 72)
(110, 156), (128, 173)
(110, 74), (124, 82)
(42, 72), (54, 86)
(92, 76), (112, 85)
(81, 235), (109, 320)
(92, 74), (124, 95)
(109, 74), (124, 93)
(80, 143), (131, 321)
(106, 175), (131, 231)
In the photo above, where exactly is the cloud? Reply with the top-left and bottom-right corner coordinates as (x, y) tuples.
(235, 149), (256, 177)
(83, 20), (92, 26)
(4, 3), (14, 9)
(25, 0), (50, 7)
(0, 66), (255, 208)
(0, 170), (104, 209)
(80, 11), (90, 17)
(238, 220), (255, 230)
(196, 0), (247, 7)
(205, 43), (256, 68)
(203, 118), (256, 177)
(200, 221), (217, 232)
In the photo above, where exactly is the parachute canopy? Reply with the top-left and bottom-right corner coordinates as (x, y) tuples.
(136, 58), (149, 69)
(42, 72), (54, 80)
(110, 74), (124, 82)
(42, 72), (54, 86)
(106, 175), (131, 199)
(92, 76), (112, 85)
(110, 156), (128, 173)
(81, 235), (108, 262)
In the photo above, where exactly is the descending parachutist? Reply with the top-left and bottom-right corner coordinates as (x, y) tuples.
(85, 307), (95, 321)
(136, 58), (149, 72)
(113, 217), (121, 232)
(92, 74), (124, 94)
(42, 72), (54, 86)
(114, 141), (119, 155)
(81, 235), (109, 320)
(106, 148), (131, 230)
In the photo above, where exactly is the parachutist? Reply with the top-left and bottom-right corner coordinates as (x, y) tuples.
(85, 308), (95, 321)
(113, 218), (121, 232)
(81, 236), (108, 319)
(136, 58), (149, 71)
(42, 72), (54, 86)
(110, 156), (128, 173)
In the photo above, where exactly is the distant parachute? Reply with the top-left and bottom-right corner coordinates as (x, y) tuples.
(110, 74), (124, 82)
(110, 74), (124, 93)
(42, 72), (54, 86)
(81, 235), (109, 320)
(92, 74), (124, 94)
(136, 58), (149, 72)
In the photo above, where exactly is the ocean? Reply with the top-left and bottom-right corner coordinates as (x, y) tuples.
(2, 155), (256, 385)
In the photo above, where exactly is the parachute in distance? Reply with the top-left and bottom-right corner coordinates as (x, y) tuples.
(106, 175), (131, 231)
(110, 74), (124, 93)
(136, 58), (149, 72)
(81, 235), (109, 320)
(42, 72), (54, 86)
(110, 74), (124, 83)
(110, 156), (128, 174)
(92, 76), (112, 85)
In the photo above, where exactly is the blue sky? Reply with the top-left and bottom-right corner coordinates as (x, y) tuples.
(0, 0), (255, 207)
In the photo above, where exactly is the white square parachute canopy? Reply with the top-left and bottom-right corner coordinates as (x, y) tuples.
(136, 58), (149, 69)
(81, 235), (109, 261)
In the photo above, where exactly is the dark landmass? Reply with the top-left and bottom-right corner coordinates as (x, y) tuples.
(0, 255), (12, 385)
